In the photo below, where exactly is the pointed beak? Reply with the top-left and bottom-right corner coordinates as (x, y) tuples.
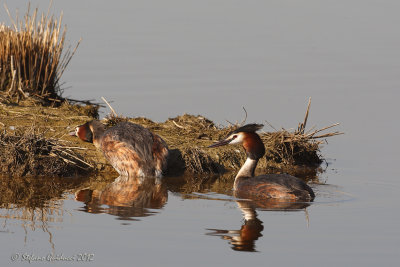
(208, 138), (232, 148)
(69, 130), (77, 136)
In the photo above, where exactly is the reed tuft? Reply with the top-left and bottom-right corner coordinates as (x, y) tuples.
(0, 3), (80, 104)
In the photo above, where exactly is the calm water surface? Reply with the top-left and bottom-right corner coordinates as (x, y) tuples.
(1, 0), (399, 266)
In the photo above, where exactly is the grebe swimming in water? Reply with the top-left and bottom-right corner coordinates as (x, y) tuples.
(208, 124), (314, 201)
(70, 120), (168, 178)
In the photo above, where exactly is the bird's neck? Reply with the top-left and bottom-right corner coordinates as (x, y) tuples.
(90, 124), (105, 148)
(234, 157), (258, 190)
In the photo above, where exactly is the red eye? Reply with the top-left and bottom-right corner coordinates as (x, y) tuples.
(232, 135), (237, 139)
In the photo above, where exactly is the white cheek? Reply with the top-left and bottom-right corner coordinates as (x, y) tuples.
(230, 138), (241, 145)
(229, 134), (244, 145)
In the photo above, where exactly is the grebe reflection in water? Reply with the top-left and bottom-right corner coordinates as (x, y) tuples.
(206, 199), (311, 252)
(75, 176), (167, 220)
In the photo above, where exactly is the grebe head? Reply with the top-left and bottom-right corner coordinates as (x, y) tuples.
(70, 121), (93, 143)
(69, 120), (105, 143)
(208, 124), (265, 160)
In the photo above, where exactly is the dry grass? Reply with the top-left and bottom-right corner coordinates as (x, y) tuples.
(125, 107), (342, 175)
(263, 98), (342, 166)
(181, 147), (221, 174)
(0, 2), (80, 104)
(0, 97), (342, 177)
(0, 126), (93, 177)
(131, 98), (343, 175)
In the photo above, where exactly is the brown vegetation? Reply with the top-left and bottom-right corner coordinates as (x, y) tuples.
(125, 99), (342, 175)
(0, 126), (93, 177)
(0, 3), (79, 104)
(0, 97), (342, 178)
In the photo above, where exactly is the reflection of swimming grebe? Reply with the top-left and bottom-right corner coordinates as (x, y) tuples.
(207, 199), (310, 252)
(207, 202), (263, 252)
(208, 124), (315, 201)
(71, 120), (169, 178)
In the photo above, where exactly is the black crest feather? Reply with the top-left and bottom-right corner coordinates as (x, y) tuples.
(230, 124), (264, 135)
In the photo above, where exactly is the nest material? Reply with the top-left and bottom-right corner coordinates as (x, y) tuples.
(0, 128), (93, 177)
(103, 113), (130, 127)
(127, 98), (343, 175)
(126, 113), (342, 175)
(263, 131), (322, 166)
(182, 147), (221, 174)
(262, 99), (341, 167)
(0, 97), (342, 177)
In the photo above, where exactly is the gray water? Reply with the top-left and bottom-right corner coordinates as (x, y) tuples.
(1, 0), (399, 266)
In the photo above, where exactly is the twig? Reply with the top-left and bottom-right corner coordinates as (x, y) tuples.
(306, 123), (341, 138)
(172, 120), (185, 129)
(225, 120), (236, 126)
(298, 97), (311, 134)
(7, 56), (17, 95)
(311, 131), (344, 139)
(101, 96), (118, 117)
(305, 125), (316, 135)
(4, 4), (18, 31)
(264, 120), (278, 131)
(53, 154), (88, 170)
(240, 107), (248, 126)
(54, 145), (88, 150)
(58, 150), (94, 168)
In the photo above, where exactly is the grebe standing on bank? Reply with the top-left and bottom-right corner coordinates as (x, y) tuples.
(208, 124), (314, 201)
(70, 120), (168, 178)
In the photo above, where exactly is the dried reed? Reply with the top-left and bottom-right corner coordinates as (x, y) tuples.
(262, 98), (343, 166)
(0, 2), (80, 103)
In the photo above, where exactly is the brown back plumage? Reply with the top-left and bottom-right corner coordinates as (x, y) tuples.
(74, 120), (169, 177)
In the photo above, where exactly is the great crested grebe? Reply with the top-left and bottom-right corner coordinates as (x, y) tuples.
(208, 124), (315, 201)
(70, 120), (169, 178)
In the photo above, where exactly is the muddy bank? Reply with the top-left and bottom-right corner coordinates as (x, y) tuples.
(0, 97), (342, 178)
